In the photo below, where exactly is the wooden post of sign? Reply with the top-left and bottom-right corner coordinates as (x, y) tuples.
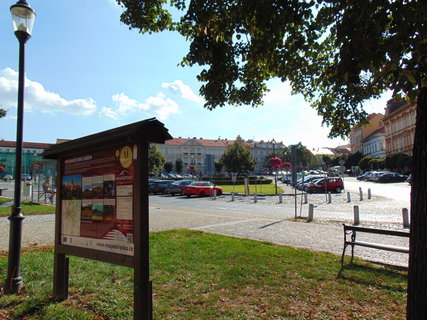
(53, 160), (68, 300)
(134, 142), (152, 320)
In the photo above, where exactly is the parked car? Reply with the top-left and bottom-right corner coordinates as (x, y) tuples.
(164, 180), (193, 195)
(376, 173), (408, 183)
(305, 177), (344, 193)
(356, 171), (375, 181)
(406, 174), (412, 184)
(149, 180), (174, 194)
(2, 174), (13, 181)
(21, 174), (32, 181)
(296, 175), (326, 190)
(182, 181), (223, 197)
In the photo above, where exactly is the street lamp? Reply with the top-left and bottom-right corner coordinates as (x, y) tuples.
(4, 0), (36, 293)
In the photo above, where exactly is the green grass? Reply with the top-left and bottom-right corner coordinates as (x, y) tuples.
(219, 184), (283, 194)
(0, 230), (407, 319)
(0, 199), (55, 217)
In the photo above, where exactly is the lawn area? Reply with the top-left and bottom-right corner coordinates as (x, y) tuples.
(0, 197), (55, 217)
(0, 230), (407, 319)
(219, 183), (283, 194)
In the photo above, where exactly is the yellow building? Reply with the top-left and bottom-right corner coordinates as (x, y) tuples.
(349, 113), (384, 153)
(383, 99), (416, 156)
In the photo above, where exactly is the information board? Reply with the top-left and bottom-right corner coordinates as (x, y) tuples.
(60, 144), (136, 256)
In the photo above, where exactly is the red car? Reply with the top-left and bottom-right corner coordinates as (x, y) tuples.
(305, 177), (344, 193)
(182, 181), (223, 197)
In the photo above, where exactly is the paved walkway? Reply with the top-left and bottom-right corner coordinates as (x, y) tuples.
(0, 200), (409, 268)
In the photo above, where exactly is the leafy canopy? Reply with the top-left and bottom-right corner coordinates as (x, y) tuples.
(148, 144), (166, 174)
(220, 137), (255, 173)
(116, 0), (426, 138)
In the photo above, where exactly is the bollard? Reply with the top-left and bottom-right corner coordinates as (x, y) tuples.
(304, 193), (308, 204)
(307, 204), (314, 222)
(327, 192), (332, 204)
(353, 205), (360, 225)
(231, 192), (235, 201)
(402, 208), (410, 228)
(279, 193), (283, 203)
(359, 187), (363, 201)
(213, 189), (217, 200)
(347, 192), (351, 203)
(254, 193), (257, 203)
(368, 188), (371, 200)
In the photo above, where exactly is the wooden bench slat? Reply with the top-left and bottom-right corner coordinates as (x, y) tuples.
(347, 241), (409, 253)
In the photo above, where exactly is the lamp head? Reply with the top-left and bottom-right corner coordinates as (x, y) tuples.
(11, 0), (36, 40)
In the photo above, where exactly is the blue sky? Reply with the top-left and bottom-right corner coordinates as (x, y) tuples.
(0, 0), (389, 151)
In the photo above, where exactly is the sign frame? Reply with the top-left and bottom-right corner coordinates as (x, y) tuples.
(43, 118), (171, 320)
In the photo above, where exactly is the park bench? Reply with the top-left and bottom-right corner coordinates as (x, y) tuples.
(341, 224), (409, 266)
(0, 188), (7, 196)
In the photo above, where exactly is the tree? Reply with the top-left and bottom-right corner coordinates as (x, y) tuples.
(214, 160), (223, 175)
(175, 159), (183, 174)
(220, 138), (255, 174)
(0, 107), (6, 119)
(164, 161), (173, 173)
(148, 145), (166, 176)
(117, 1), (426, 316)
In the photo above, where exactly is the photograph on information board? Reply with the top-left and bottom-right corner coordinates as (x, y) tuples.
(60, 145), (135, 256)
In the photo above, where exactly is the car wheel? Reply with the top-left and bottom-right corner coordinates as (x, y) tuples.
(199, 191), (205, 197)
(335, 187), (342, 193)
(217, 190), (222, 196)
(186, 194), (191, 198)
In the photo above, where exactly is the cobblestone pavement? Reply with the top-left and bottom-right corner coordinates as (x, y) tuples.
(0, 179), (410, 267)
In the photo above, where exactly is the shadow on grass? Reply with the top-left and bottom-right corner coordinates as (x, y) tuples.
(338, 262), (407, 293)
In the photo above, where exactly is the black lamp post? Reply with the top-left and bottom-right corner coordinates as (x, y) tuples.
(4, 0), (36, 293)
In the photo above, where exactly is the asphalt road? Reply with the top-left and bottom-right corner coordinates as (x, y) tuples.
(0, 178), (411, 266)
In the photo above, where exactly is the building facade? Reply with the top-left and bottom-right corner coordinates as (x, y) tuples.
(349, 113), (384, 153)
(383, 99), (416, 156)
(155, 137), (285, 175)
(0, 140), (53, 176)
(362, 127), (386, 158)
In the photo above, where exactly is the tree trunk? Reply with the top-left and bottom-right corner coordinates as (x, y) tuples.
(407, 87), (427, 319)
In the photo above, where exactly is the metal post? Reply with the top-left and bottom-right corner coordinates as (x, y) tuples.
(307, 204), (314, 222)
(347, 192), (351, 203)
(303, 193), (307, 204)
(353, 205), (360, 225)
(231, 192), (235, 201)
(367, 188), (371, 200)
(254, 193), (257, 203)
(4, 35), (29, 293)
(327, 192), (332, 203)
(212, 189), (217, 200)
(279, 193), (283, 203)
(359, 187), (363, 201)
(402, 208), (410, 228)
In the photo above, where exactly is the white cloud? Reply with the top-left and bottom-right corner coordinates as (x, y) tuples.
(0, 68), (96, 116)
(161, 80), (204, 103)
(146, 93), (179, 120)
(103, 92), (179, 121)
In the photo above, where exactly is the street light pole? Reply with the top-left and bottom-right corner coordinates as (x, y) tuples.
(4, 0), (35, 293)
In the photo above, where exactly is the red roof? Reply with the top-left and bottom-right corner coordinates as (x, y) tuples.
(0, 140), (54, 150)
(165, 138), (235, 147)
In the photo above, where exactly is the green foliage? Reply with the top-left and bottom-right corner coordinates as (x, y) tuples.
(116, 1), (426, 139)
(385, 153), (413, 173)
(164, 161), (173, 173)
(214, 160), (223, 174)
(175, 159), (183, 173)
(213, 177), (272, 185)
(220, 138), (255, 173)
(0, 107), (6, 118)
(148, 144), (166, 175)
